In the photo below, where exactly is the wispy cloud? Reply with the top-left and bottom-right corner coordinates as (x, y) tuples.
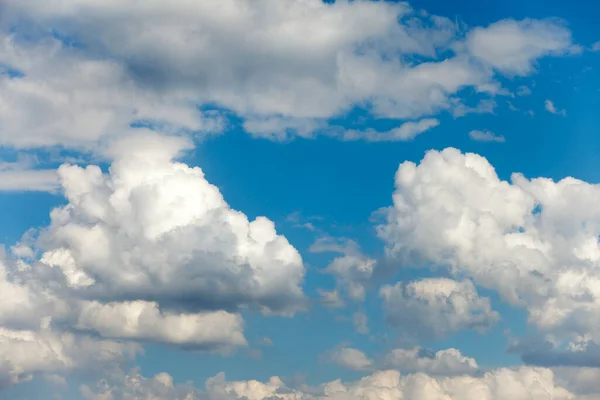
(469, 130), (506, 143)
(545, 99), (567, 116)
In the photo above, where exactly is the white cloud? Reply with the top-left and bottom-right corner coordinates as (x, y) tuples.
(0, 323), (140, 388)
(545, 99), (567, 116)
(0, 154), (59, 192)
(343, 119), (440, 142)
(203, 366), (575, 400)
(81, 368), (198, 400)
(0, 2), (578, 144)
(0, 34), (223, 150)
(329, 347), (373, 371)
(38, 132), (306, 316)
(383, 347), (479, 376)
(76, 301), (247, 352)
(380, 278), (499, 339)
(0, 169), (59, 192)
(467, 19), (576, 75)
(377, 147), (600, 353)
(591, 41), (600, 52)
(469, 129), (506, 143)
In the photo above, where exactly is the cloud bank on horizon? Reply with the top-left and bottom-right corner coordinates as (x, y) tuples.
(1, 0), (600, 399)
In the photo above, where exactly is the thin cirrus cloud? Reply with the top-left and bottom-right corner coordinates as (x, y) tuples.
(545, 99), (567, 116)
(469, 129), (506, 142)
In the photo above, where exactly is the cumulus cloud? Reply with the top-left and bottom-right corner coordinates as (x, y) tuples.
(467, 19), (576, 75)
(469, 130), (506, 143)
(81, 368), (198, 400)
(38, 132), (306, 316)
(329, 346), (373, 371)
(0, 323), (140, 388)
(203, 366), (574, 400)
(383, 347), (479, 376)
(0, 1), (577, 144)
(76, 301), (247, 352)
(553, 366), (600, 399)
(0, 33), (224, 150)
(380, 278), (499, 339)
(0, 131), (311, 390)
(378, 147), (600, 356)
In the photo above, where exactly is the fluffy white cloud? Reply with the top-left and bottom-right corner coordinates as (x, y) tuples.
(76, 301), (246, 352)
(383, 347), (479, 376)
(380, 278), (499, 339)
(469, 130), (506, 143)
(0, 34), (223, 149)
(329, 347), (373, 371)
(0, 1), (577, 144)
(204, 366), (574, 400)
(0, 323), (140, 388)
(81, 368), (198, 400)
(38, 132), (306, 316)
(466, 19), (576, 75)
(378, 147), (600, 357)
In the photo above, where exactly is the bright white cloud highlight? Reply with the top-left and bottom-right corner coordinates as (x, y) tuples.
(39, 132), (306, 316)
(378, 147), (600, 356)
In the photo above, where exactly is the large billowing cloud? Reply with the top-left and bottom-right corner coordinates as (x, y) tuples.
(0, 1), (577, 146)
(39, 132), (306, 316)
(378, 147), (600, 362)
(0, 132), (307, 388)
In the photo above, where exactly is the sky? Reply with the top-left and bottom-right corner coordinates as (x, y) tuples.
(1, 0), (600, 399)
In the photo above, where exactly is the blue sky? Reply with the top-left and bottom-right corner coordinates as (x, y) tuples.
(1, 1), (600, 399)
